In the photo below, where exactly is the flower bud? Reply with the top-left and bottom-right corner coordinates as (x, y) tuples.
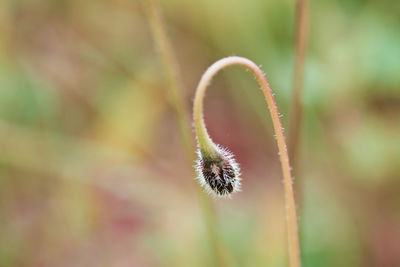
(195, 145), (241, 197)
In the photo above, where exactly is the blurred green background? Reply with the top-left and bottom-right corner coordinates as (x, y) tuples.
(0, 0), (400, 266)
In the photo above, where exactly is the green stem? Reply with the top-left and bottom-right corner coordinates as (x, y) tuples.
(193, 56), (301, 267)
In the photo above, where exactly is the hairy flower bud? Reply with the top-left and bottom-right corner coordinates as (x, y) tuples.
(195, 145), (241, 197)
(192, 56), (300, 265)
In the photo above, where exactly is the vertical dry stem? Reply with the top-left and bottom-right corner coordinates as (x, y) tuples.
(143, 1), (228, 266)
(288, 0), (309, 198)
(145, 0), (193, 156)
(193, 56), (301, 267)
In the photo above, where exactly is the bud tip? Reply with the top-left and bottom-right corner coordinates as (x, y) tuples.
(195, 144), (241, 198)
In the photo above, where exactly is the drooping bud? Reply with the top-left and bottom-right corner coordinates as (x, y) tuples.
(192, 56), (300, 265)
(195, 145), (241, 197)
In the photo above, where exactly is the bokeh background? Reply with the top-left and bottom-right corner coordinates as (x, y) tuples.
(1, 0), (400, 266)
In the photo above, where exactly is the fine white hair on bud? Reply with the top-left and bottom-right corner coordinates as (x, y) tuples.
(195, 144), (241, 198)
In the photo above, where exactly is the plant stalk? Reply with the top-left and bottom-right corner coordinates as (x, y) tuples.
(193, 56), (301, 267)
(143, 1), (228, 266)
(288, 0), (309, 202)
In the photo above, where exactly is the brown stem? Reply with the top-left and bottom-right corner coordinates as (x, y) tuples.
(288, 0), (309, 205)
(143, 1), (228, 266)
(144, 0), (193, 157)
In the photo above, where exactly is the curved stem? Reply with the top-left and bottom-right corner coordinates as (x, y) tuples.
(193, 56), (301, 267)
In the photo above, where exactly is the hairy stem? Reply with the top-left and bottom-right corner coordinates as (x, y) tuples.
(143, 1), (228, 266)
(193, 56), (301, 267)
(288, 0), (309, 202)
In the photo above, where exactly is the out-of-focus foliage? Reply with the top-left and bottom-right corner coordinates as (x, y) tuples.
(0, 0), (399, 266)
